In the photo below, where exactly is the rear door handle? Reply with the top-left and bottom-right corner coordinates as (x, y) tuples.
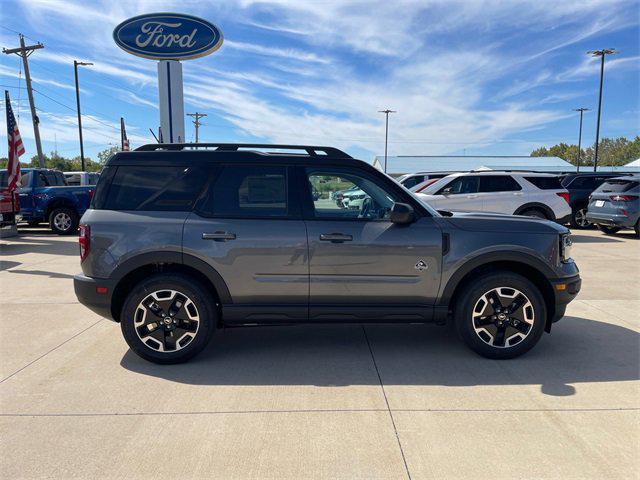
(319, 233), (353, 243)
(513, 192), (524, 196)
(202, 232), (236, 241)
(466, 194), (478, 199)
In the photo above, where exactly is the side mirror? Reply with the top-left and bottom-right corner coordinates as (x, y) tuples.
(390, 202), (415, 224)
(441, 187), (453, 195)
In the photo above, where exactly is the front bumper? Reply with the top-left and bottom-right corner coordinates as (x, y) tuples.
(74, 274), (116, 321)
(549, 273), (581, 324)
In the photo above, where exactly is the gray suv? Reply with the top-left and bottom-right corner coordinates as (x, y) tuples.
(74, 144), (581, 364)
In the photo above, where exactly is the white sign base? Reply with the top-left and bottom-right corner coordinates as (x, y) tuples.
(158, 60), (185, 143)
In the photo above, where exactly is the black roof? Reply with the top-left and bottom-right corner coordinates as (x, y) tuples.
(107, 143), (375, 169)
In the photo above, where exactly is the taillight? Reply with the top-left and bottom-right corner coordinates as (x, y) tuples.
(556, 192), (570, 204)
(610, 195), (638, 202)
(88, 189), (94, 199)
(79, 224), (90, 262)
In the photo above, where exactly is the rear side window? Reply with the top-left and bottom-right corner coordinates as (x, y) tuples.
(101, 165), (207, 211)
(524, 176), (563, 190)
(595, 179), (639, 193)
(479, 175), (522, 192)
(199, 165), (290, 218)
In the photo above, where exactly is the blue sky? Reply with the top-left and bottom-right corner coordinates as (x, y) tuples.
(0, 0), (638, 162)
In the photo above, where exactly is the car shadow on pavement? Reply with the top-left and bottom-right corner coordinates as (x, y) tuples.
(120, 316), (639, 397)
(570, 234), (622, 244)
(0, 235), (78, 257)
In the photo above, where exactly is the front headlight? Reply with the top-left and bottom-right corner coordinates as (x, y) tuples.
(560, 233), (573, 262)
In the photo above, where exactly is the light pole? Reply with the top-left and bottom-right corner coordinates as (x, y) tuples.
(74, 60), (93, 171)
(573, 108), (589, 172)
(587, 48), (617, 171)
(378, 109), (396, 173)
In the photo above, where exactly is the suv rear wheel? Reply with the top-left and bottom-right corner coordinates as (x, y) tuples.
(120, 274), (216, 364)
(454, 272), (546, 359)
(570, 207), (591, 228)
(520, 209), (547, 220)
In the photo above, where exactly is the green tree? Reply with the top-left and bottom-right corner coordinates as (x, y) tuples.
(531, 136), (639, 167)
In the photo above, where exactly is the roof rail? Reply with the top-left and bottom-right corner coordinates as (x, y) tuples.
(134, 143), (352, 158)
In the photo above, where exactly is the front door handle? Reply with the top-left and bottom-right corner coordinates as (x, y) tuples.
(466, 194), (478, 199)
(319, 233), (353, 243)
(202, 232), (237, 241)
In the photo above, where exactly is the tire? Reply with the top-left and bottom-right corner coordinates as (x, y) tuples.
(520, 209), (547, 220)
(120, 273), (216, 364)
(597, 224), (620, 235)
(454, 271), (546, 359)
(634, 220), (639, 238)
(570, 207), (591, 229)
(49, 207), (79, 235)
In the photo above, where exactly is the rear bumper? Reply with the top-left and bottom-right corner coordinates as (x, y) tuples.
(586, 212), (637, 228)
(74, 274), (116, 321)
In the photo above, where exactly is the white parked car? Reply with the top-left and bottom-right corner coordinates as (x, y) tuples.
(415, 171), (571, 222)
(64, 171), (100, 186)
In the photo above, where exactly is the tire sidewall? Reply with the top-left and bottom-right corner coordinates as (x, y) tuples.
(120, 274), (216, 364)
(570, 208), (591, 229)
(455, 272), (547, 359)
(597, 224), (620, 235)
(49, 207), (79, 235)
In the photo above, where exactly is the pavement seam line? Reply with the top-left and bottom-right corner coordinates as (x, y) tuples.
(0, 319), (104, 384)
(361, 326), (412, 480)
(1, 407), (639, 418)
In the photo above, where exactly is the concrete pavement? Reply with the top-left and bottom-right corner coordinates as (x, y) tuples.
(1, 226), (638, 479)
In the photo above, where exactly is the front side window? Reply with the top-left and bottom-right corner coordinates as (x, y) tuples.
(438, 176), (480, 195)
(307, 169), (399, 220)
(199, 165), (289, 218)
(480, 175), (522, 192)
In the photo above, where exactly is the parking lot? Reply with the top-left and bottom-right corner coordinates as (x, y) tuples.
(1, 227), (638, 479)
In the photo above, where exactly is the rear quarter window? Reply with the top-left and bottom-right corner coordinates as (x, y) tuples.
(98, 165), (208, 211)
(524, 176), (564, 190)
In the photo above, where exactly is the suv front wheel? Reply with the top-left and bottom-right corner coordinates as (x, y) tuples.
(455, 272), (546, 359)
(120, 274), (216, 364)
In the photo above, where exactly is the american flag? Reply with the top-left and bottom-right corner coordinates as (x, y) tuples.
(5, 91), (25, 191)
(121, 117), (130, 151)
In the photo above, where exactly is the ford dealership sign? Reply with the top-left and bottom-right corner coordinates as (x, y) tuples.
(113, 13), (223, 60)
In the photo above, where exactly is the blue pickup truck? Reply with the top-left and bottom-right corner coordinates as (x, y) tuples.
(6, 168), (94, 235)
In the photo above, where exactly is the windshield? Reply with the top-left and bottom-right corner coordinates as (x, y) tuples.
(382, 171), (441, 217)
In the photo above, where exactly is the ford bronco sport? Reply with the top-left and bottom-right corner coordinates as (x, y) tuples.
(74, 143), (581, 364)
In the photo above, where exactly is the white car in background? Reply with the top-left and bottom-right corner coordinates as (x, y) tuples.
(415, 171), (571, 222)
(64, 171), (100, 186)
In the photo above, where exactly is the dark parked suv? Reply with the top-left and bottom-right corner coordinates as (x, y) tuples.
(561, 172), (631, 228)
(74, 144), (581, 363)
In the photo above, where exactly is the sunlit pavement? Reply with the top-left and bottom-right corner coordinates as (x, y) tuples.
(1, 226), (638, 479)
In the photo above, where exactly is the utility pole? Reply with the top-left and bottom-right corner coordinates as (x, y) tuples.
(3, 35), (44, 167)
(187, 112), (207, 143)
(378, 109), (396, 173)
(573, 108), (589, 173)
(74, 60), (93, 171)
(588, 48), (617, 171)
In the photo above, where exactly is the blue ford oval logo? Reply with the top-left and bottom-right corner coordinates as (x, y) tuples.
(113, 13), (223, 60)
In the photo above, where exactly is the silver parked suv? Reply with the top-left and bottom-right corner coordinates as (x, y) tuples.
(74, 144), (581, 364)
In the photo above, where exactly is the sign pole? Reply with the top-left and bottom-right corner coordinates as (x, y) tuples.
(158, 60), (185, 144)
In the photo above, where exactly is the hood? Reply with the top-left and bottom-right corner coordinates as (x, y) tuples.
(441, 211), (569, 235)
